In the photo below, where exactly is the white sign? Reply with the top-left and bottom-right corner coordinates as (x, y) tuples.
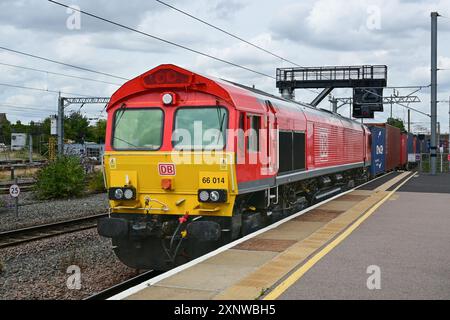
(50, 116), (57, 135)
(9, 184), (20, 198)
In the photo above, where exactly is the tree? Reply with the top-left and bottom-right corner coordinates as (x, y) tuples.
(0, 118), (11, 144)
(64, 112), (90, 143)
(387, 117), (406, 132)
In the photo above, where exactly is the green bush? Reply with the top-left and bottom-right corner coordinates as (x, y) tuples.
(34, 156), (86, 199)
(88, 170), (106, 193)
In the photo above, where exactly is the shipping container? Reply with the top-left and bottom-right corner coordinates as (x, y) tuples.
(400, 133), (407, 167)
(371, 123), (401, 171)
(415, 136), (420, 154)
(369, 126), (386, 177)
(407, 133), (416, 163)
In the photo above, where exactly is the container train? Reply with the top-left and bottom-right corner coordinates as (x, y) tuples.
(98, 64), (418, 270)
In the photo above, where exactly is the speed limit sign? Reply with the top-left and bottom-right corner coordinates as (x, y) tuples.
(9, 184), (20, 198)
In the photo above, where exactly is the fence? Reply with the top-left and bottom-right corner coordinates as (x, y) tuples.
(417, 153), (450, 173)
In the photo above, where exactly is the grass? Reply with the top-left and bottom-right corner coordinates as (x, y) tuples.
(87, 170), (106, 194)
(34, 156), (86, 200)
(419, 158), (449, 173)
(0, 168), (40, 182)
(2, 150), (45, 162)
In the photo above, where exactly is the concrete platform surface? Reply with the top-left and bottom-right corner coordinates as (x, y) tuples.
(120, 172), (418, 300)
(278, 173), (450, 300)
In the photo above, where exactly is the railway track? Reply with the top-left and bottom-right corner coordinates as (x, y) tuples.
(84, 270), (162, 300)
(0, 213), (108, 248)
(0, 180), (36, 195)
(85, 172), (404, 300)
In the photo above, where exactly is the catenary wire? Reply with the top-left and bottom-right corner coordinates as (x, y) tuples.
(0, 62), (122, 86)
(48, 0), (275, 80)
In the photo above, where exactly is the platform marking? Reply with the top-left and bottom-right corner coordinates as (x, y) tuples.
(108, 172), (393, 300)
(263, 172), (415, 300)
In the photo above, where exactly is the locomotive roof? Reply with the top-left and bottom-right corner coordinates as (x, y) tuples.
(107, 64), (366, 130)
(218, 78), (364, 128)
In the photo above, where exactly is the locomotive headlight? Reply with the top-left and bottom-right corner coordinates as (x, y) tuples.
(162, 93), (174, 105)
(114, 188), (124, 200)
(199, 190), (210, 202)
(210, 191), (220, 202)
(198, 189), (227, 203)
(124, 188), (134, 200)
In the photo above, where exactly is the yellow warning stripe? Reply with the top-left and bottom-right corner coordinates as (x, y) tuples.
(263, 172), (415, 300)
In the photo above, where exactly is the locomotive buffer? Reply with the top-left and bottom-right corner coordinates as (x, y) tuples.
(276, 65), (387, 118)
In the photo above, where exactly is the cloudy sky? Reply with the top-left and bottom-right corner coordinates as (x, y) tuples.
(1, 0), (450, 133)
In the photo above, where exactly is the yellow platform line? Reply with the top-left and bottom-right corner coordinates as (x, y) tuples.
(263, 172), (415, 300)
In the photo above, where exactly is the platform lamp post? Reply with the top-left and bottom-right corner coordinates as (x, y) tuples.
(430, 12), (438, 175)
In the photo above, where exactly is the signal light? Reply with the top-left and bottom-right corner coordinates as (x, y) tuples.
(142, 68), (191, 88)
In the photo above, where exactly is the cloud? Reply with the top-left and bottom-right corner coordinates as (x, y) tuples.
(211, 0), (247, 20)
(0, 0), (449, 131)
(270, 0), (450, 52)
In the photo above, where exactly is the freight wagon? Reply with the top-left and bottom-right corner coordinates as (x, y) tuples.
(369, 126), (385, 177)
(371, 123), (401, 171)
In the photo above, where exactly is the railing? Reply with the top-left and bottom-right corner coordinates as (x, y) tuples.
(417, 153), (450, 173)
(276, 65), (387, 83)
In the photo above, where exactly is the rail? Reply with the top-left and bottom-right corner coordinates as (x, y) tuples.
(84, 270), (162, 300)
(0, 213), (108, 248)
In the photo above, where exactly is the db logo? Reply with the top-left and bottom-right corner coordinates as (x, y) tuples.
(158, 163), (176, 176)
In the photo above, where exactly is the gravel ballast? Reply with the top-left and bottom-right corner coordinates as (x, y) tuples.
(0, 229), (138, 300)
(0, 193), (109, 232)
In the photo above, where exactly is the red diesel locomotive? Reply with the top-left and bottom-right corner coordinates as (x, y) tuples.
(98, 64), (372, 270)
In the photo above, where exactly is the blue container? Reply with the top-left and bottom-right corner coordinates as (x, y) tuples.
(369, 126), (386, 176)
(415, 136), (420, 154)
(407, 133), (414, 154)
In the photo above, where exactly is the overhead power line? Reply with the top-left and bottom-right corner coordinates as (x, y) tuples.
(0, 62), (121, 86)
(48, 0), (275, 80)
(154, 0), (321, 95)
(0, 46), (129, 81)
(155, 0), (301, 67)
(0, 82), (91, 97)
(0, 103), (55, 112)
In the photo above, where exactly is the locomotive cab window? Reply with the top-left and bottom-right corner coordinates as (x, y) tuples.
(173, 107), (228, 150)
(112, 108), (163, 150)
(247, 115), (260, 152)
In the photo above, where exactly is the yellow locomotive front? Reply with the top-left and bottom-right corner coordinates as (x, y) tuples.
(98, 65), (240, 270)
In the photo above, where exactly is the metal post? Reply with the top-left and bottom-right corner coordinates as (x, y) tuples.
(332, 98), (338, 113)
(430, 12), (439, 175)
(57, 93), (64, 156)
(281, 88), (294, 100)
(10, 166), (14, 180)
(29, 134), (33, 163)
(407, 109), (411, 132)
(14, 177), (18, 218)
(438, 121), (440, 151)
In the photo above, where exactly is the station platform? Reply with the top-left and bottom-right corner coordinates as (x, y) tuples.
(111, 171), (450, 300)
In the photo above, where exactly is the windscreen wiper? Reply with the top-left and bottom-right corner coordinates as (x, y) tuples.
(114, 103), (127, 129)
(113, 136), (140, 148)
